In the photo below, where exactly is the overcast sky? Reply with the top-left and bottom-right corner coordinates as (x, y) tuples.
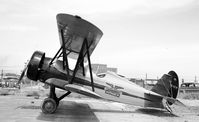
(0, 0), (199, 81)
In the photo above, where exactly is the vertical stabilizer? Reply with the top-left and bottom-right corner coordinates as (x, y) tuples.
(151, 71), (179, 105)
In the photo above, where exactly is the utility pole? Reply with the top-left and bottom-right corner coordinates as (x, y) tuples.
(182, 79), (184, 83)
(195, 76), (197, 83)
(145, 73), (147, 84)
(0, 70), (3, 81)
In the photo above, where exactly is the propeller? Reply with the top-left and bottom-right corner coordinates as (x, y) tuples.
(18, 67), (27, 84)
(18, 61), (29, 85)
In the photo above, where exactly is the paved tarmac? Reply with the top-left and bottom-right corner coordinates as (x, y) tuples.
(0, 93), (199, 122)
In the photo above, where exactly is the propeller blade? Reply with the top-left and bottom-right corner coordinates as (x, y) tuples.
(18, 66), (28, 84)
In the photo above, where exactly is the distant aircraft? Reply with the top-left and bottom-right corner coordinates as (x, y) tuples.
(19, 13), (183, 114)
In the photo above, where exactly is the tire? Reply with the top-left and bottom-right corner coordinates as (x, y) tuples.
(41, 98), (57, 114)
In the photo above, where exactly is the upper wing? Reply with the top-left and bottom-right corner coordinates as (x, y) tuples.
(56, 14), (103, 61)
(64, 84), (102, 99)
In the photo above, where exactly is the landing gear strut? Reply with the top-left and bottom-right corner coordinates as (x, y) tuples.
(41, 85), (71, 114)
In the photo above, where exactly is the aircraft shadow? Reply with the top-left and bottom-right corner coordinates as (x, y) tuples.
(91, 108), (135, 113)
(36, 100), (177, 122)
(92, 107), (176, 117)
(135, 108), (177, 117)
(37, 101), (100, 122)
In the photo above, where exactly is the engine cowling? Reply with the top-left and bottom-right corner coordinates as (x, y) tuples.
(27, 51), (45, 81)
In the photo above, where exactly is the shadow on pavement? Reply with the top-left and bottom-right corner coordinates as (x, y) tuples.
(91, 108), (134, 113)
(92, 106), (177, 117)
(37, 101), (100, 122)
(136, 108), (177, 117)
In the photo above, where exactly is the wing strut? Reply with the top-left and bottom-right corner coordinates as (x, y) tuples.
(49, 30), (95, 92)
(60, 29), (70, 80)
(48, 14), (104, 92)
(49, 28), (71, 81)
(70, 38), (95, 92)
(70, 39), (87, 84)
(86, 40), (95, 92)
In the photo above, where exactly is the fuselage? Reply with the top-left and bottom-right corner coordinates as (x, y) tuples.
(78, 71), (164, 108)
(46, 60), (164, 109)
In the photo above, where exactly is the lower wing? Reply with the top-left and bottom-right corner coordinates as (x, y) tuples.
(64, 84), (102, 99)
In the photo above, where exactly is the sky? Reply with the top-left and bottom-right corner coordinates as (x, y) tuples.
(0, 0), (199, 81)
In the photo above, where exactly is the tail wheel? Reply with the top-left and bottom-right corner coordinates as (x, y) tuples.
(167, 71), (179, 105)
(27, 51), (45, 81)
(41, 98), (57, 114)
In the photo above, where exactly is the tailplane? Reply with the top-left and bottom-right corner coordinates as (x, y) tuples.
(151, 71), (179, 105)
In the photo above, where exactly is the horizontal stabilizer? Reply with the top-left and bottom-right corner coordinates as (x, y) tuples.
(164, 97), (186, 107)
(64, 84), (101, 99)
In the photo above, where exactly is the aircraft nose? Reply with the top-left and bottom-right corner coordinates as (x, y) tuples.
(26, 51), (45, 81)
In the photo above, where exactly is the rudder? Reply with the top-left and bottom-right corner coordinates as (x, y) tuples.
(151, 71), (179, 105)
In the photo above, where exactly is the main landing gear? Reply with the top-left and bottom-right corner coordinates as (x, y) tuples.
(41, 98), (57, 114)
(41, 85), (71, 114)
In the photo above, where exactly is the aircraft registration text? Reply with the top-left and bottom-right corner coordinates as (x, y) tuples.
(104, 83), (124, 97)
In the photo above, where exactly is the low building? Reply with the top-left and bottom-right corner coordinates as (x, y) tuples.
(129, 78), (145, 87)
(0, 73), (19, 88)
(90, 64), (117, 74)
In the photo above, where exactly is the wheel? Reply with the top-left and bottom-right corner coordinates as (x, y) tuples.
(41, 98), (57, 114)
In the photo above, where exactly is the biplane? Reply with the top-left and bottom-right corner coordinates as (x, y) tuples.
(19, 13), (182, 114)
